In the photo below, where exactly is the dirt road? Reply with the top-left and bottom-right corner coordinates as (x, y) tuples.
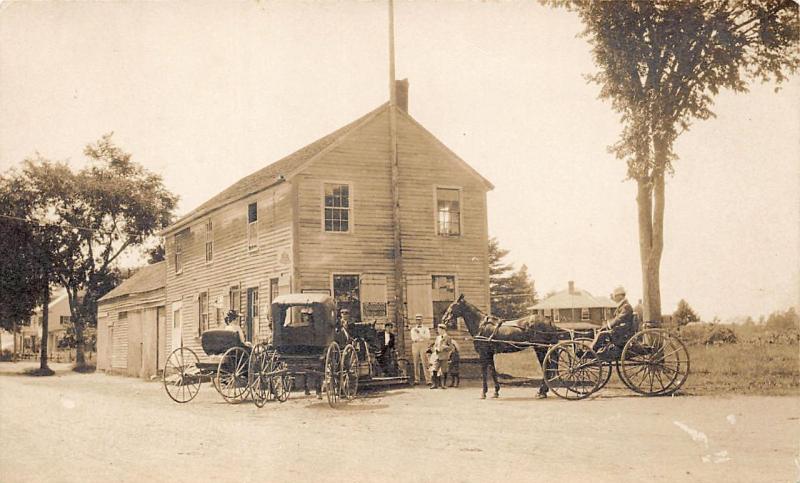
(1, 363), (798, 483)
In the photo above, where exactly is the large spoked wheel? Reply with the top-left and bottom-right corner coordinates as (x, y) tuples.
(341, 344), (359, 400)
(618, 329), (690, 396)
(249, 343), (272, 408)
(163, 347), (202, 403)
(576, 338), (613, 392)
(324, 342), (342, 408)
(543, 340), (603, 400)
(216, 346), (251, 404)
(271, 360), (292, 403)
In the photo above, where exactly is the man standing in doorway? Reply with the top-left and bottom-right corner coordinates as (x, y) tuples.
(409, 314), (430, 385)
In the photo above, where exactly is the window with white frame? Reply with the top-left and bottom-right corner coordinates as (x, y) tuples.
(174, 234), (183, 274)
(436, 187), (461, 236)
(199, 291), (209, 335)
(553, 310), (560, 322)
(324, 183), (350, 232)
(205, 219), (213, 263)
(229, 285), (240, 315)
(333, 274), (360, 320)
(247, 202), (258, 250)
(581, 307), (590, 321)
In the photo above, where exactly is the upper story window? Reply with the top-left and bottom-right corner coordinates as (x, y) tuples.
(247, 202), (258, 250)
(205, 219), (213, 263)
(436, 187), (461, 236)
(324, 183), (350, 232)
(174, 234), (183, 274)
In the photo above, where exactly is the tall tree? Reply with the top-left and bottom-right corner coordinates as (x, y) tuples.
(489, 237), (538, 320)
(17, 134), (178, 366)
(546, 0), (799, 322)
(1, 165), (75, 374)
(673, 299), (699, 326)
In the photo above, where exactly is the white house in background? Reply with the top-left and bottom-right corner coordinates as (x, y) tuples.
(20, 288), (76, 360)
(531, 281), (617, 326)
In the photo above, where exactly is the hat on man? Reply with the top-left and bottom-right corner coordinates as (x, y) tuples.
(414, 313), (423, 321)
(613, 286), (626, 297)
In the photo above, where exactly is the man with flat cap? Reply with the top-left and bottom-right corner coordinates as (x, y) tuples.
(409, 314), (430, 385)
(594, 286), (635, 358)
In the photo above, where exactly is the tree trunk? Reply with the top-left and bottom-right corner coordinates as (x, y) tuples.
(39, 282), (50, 371)
(636, 176), (664, 324)
(75, 323), (86, 366)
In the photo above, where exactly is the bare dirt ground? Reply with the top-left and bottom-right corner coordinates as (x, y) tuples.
(1, 362), (798, 483)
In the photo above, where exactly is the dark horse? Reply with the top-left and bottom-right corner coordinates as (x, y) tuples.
(441, 294), (569, 399)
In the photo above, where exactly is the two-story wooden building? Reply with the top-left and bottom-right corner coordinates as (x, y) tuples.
(159, 83), (492, 360)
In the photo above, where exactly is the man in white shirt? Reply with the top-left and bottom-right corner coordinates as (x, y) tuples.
(409, 314), (430, 385)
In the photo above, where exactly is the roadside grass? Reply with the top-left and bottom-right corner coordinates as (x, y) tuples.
(462, 342), (799, 396)
(685, 343), (799, 395)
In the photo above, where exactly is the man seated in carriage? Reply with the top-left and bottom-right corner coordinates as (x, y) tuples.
(592, 286), (635, 358)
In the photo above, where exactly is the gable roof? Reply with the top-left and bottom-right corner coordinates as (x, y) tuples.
(163, 101), (493, 234)
(164, 104), (388, 234)
(531, 286), (617, 311)
(99, 261), (166, 303)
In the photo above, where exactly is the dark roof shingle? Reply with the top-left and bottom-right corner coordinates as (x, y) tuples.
(99, 261), (166, 302)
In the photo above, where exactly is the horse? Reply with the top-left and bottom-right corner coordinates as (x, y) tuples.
(441, 294), (569, 399)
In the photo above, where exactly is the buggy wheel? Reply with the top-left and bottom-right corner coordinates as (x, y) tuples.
(341, 344), (359, 400)
(543, 340), (603, 400)
(216, 346), (251, 404)
(271, 360), (292, 402)
(324, 342), (341, 407)
(163, 347), (202, 403)
(596, 361), (613, 391)
(618, 329), (690, 396)
(249, 343), (272, 408)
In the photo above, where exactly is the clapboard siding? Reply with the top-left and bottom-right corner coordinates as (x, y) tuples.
(98, 288), (165, 375)
(164, 183), (295, 359)
(294, 107), (489, 359)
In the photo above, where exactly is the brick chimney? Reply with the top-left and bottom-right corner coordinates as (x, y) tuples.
(568, 280), (575, 294)
(395, 78), (409, 113)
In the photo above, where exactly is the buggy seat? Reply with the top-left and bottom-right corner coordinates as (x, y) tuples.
(201, 329), (247, 356)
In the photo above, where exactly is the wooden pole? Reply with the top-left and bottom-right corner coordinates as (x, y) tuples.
(388, 0), (406, 353)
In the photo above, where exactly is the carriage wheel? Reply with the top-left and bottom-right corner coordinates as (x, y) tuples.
(341, 344), (359, 400)
(575, 338), (613, 392)
(271, 360), (292, 403)
(543, 340), (603, 400)
(618, 329), (690, 396)
(216, 346), (251, 404)
(249, 343), (272, 408)
(324, 342), (341, 407)
(163, 347), (202, 403)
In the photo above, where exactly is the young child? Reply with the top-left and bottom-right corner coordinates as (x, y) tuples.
(427, 346), (440, 389)
(448, 341), (460, 387)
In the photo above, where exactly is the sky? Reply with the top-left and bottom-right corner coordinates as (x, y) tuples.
(1, 0), (798, 321)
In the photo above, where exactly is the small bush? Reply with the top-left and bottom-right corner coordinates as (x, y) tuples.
(0, 350), (14, 362)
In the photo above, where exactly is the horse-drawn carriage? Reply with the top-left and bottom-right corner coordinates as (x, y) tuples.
(442, 295), (690, 400)
(162, 293), (408, 407)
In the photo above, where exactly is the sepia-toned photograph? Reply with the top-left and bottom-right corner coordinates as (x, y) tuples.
(0, 1), (798, 482)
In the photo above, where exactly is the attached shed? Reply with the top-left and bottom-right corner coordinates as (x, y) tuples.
(97, 262), (167, 379)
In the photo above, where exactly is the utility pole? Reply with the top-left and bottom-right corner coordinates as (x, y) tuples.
(388, 0), (406, 352)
